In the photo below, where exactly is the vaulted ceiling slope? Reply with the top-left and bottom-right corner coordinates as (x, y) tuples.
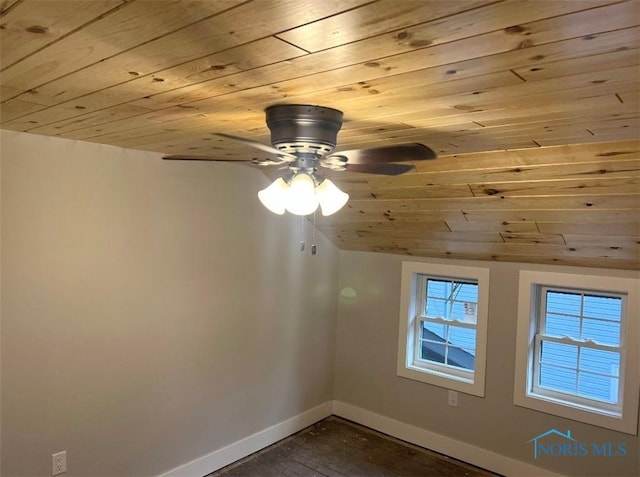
(1, 0), (638, 270)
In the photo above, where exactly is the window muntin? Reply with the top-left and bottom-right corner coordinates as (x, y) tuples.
(532, 287), (625, 414)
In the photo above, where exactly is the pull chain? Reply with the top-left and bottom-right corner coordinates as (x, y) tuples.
(299, 215), (305, 252)
(311, 210), (317, 255)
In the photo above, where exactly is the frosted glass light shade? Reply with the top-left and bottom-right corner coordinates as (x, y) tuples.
(316, 178), (349, 216)
(258, 177), (289, 215)
(285, 173), (319, 215)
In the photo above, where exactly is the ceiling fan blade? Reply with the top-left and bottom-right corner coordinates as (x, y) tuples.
(162, 154), (286, 166)
(163, 155), (251, 161)
(214, 132), (296, 160)
(329, 143), (436, 165)
(345, 163), (415, 176)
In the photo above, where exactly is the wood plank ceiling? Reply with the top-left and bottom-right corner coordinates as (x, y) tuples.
(1, 0), (639, 270)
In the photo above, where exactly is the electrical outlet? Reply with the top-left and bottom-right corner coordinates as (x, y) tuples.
(448, 390), (458, 407)
(52, 451), (67, 476)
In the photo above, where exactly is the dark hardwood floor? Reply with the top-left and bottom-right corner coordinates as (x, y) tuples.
(208, 416), (501, 477)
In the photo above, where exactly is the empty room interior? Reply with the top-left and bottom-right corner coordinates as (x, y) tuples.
(1, 1), (639, 476)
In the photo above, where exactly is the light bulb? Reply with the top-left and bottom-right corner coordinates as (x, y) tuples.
(258, 177), (289, 215)
(285, 173), (319, 215)
(316, 178), (349, 216)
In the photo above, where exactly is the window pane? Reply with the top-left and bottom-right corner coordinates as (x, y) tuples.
(546, 291), (581, 316)
(544, 313), (580, 337)
(426, 297), (451, 320)
(421, 341), (445, 364)
(426, 280), (449, 299)
(448, 326), (476, 353)
(579, 348), (620, 376)
(446, 346), (475, 370)
(457, 283), (478, 302)
(539, 363), (577, 394)
(540, 341), (578, 368)
(450, 301), (467, 321)
(425, 279), (478, 323)
(582, 319), (621, 346)
(583, 295), (622, 321)
(578, 372), (619, 403)
(422, 321), (445, 341)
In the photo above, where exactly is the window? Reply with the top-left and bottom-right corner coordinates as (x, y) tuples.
(535, 288), (623, 410)
(515, 271), (639, 434)
(398, 262), (489, 396)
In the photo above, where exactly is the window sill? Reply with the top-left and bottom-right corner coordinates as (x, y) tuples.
(398, 364), (484, 397)
(514, 391), (634, 434)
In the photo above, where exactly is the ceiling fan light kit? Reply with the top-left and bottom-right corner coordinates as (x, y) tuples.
(286, 173), (319, 215)
(315, 177), (350, 216)
(257, 177), (290, 215)
(163, 104), (436, 216)
(258, 173), (350, 216)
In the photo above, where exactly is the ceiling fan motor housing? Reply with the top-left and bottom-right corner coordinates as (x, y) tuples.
(265, 104), (343, 155)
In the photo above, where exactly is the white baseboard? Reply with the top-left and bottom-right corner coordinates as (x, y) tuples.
(332, 400), (565, 477)
(158, 399), (563, 477)
(158, 401), (333, 477)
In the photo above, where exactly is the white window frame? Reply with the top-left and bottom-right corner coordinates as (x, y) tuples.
(397, 262), (490, 397)
(514, 270), (640, 435)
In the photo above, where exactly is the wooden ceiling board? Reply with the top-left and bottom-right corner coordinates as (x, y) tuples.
(413, 140), (640, 171)
(1, 1), (245, 96)
(10, 3), (625, 133)
(467, 176), (640, 198)
(512, 47), (640, 81)
(1, 0), (639, 270)
(445, 220), (540, 234)
(537, 222), (640, 236)
(2, 11), (634, 141)
(366, 159), (640, 188)
(10, 36), (307, 131)
(0, 0), (125, 70)
(413, 194), (640, 212)
(278, 0), (622, 53)
(276, 0), (493, 52)
(0, 0), (21, 14)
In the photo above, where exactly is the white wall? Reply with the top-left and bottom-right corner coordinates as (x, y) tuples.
(0, 130), (339, 476)
(3, 129), (639, 477)
(334, 251), (639, 477)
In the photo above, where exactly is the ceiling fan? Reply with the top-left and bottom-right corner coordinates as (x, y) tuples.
(163, 104), (436, 216)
